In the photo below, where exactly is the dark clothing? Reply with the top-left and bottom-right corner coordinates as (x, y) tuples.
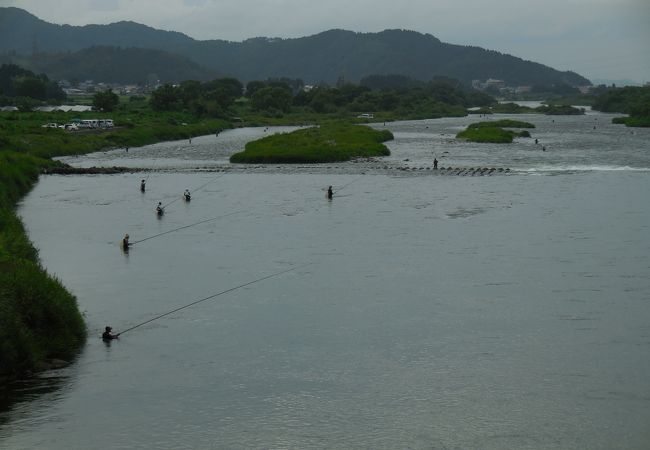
(140, 181), (146, 192)
(102, 330), (118, 340)
(433, 159), (438, 169)
(327, 187), (333, 199)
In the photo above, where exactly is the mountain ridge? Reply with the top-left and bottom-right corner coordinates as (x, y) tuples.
(0, 7), (590, 86)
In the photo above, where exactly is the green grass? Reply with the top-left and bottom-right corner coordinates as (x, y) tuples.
(0, 152), (86, 378)
(537, 104), (585, 115)
(456, 127), (516, 143)
(457, 120), (535, 143)
(467, 119), (535, 129)
(470, 103), (585, 115)
(612, 116), (650, 127)
(230, 123), (393, 163)
(0, 109), (229, 158)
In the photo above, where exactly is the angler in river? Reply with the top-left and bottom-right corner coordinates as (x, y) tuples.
(121, 233), (130, 250)
(326, 186), (333, 200)
(156, 202), (164, 216)
(102, 326), (120, 341)
(140, 179), (146, 192)
(184, 189), (191, 202)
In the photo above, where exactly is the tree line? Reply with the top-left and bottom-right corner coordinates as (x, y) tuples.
(149, 74), (495, 119)
(0, 63), (65, 108)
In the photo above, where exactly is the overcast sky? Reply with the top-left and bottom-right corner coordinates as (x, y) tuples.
(4, 0), (649, 83)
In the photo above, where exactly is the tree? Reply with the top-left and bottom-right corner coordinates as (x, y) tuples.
(245, 80), (267, 98)
(13, 76), (46, 100)
(251, 86), (293, 113)
(150, 84), (182, 111)
(203, 77), (243, 108)
(93, 89), (119, 112)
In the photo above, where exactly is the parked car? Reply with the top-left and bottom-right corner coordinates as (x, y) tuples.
(41, 123), (59, 128)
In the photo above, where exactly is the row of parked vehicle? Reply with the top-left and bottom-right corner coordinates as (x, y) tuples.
(41, 119), (114, 130)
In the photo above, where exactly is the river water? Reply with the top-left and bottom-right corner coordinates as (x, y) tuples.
(2, 113), (650, 449)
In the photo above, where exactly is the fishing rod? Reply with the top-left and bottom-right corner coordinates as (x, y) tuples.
(131, 210), (243, 245)
(117, 263), (312, 335)
(335, 175), (365, 193)
(160, 173), (227, 209)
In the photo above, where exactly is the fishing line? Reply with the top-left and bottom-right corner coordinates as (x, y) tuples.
(131, 210), (243, 245)
(117, 263), (312, 335)
(335, 175), (364, 193)
(161, 173), (227, 209)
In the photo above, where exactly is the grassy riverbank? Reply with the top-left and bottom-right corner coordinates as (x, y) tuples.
(0, 107), (229, 380)
(230, 123), (393, 163)
(471, 103), (585, 115)
(0, 152), (86, 378)
(612, 116), (650, 127)
(0, 109), (229, 159)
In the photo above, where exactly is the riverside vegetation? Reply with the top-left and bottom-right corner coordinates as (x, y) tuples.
(0, 152), (86, 379)
(456, 120), (535, 143)
(592, 85), (650, 127)
(471, 102), (585, 115)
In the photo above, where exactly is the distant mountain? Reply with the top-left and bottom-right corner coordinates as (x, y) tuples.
(0, 7), (591, 87)
(3, 46), (219, 84)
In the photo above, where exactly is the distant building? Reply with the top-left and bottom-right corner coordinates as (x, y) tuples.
(472, 79), (507, 91)
(485, 79), (505, 89)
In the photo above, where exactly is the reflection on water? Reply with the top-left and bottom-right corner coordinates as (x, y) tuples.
(3, 116), (650, 449)
(0, 374), (70, 428)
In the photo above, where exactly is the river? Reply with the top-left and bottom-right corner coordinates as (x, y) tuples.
(2, 113), (649, 449)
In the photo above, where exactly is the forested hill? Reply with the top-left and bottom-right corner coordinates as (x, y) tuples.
(0, 7), (590, 86)
(4, 47), (219, 84)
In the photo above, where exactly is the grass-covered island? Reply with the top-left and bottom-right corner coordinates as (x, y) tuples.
(456, 120), (535, 143)
(230, 123), (393, 163)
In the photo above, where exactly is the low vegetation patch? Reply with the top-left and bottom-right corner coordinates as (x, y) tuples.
(469, 103), (584, 116)
(612, 116), (650, 127)
(456, 127), (517, 143)
(467, 119), (535, 129)
(457, 120), (534, 143)
(537, 104), (585, 115)
(230, 123), (393, 163)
